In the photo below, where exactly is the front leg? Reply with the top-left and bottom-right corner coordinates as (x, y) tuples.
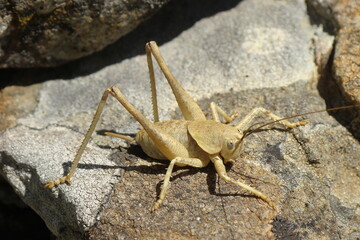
(236, 107), (307, 132)
(210, 155), (277, 210)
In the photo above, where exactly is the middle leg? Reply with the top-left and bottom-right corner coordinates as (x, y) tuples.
(210, 102), (238, 123)
(152, 157), (210, 211)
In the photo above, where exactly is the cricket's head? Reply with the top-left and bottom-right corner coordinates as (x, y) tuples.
(220, 134), (244, 163)
(188, 120), (244, 163)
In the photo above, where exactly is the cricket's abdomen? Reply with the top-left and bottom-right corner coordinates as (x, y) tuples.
(135, 120), (208, 161)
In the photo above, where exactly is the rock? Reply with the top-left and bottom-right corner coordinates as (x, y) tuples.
(333, 26), (360, 106)
(331, 1), (360, 105)
(0, 0), (169, 68)
(1, 0), (359, 239)
(307, 0), (360, 136)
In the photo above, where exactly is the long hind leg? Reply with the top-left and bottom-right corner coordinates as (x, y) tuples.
(44, 86), (191, 188)
(146, 41), (206, 121)
(45, 89), (111, 188)
(146, 44), (159, 122)
(45, 87), (205, 191)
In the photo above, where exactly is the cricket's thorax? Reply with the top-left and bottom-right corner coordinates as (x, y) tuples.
(135, 120), (208, 161)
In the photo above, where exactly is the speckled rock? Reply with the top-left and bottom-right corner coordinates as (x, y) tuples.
(333, 26), (360, 104)
(0, 0), (169, 68)
(308, 0), (360, 120)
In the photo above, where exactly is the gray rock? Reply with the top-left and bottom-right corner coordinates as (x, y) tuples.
(1, 0), (359, 239)
(0, 0), (169, 68)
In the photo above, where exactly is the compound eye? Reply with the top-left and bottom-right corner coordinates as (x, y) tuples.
(227, 141), (235, 149)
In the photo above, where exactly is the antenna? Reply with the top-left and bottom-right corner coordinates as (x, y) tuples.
(241, 105), (359, 141)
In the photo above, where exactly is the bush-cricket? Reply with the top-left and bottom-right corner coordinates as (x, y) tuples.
(44, 41), (358, 211)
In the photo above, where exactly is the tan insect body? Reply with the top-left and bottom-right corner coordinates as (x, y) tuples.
(45, 41), (310, 211)
(136, 120), (209, 163)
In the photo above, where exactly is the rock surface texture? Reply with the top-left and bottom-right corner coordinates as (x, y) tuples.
(307, 0), (360, 136)
(1, 0), (359, 239)
(0, 0), (168, 68)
